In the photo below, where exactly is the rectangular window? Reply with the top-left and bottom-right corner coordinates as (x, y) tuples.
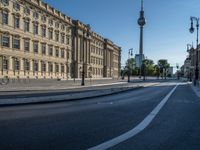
(24, 40), (30, 51)
(13, 2), (20, 11)
(24, 20), (30, 32)
(48, 46), (53, 56)
(41, 27), (46, 37)
(14, 15), (20, 28)
(41, 44), (46, 55)
(66, 36), (70, 45)
(2, 35), (10, 47)
(33, 42), (38, 53)
(33, 24), (38, 35)
(61, 34), (65, 43)
(49, 63), (53, 72)
(24, 8), (30, 15)
(61, 65), (64, 73)
(61, 49), (65, 58)
(2, 0), (9, 5)
(55, 32), (59, 42)
(49, 29), (53, 39)
(3, 58), (8, 70)
(33, 12), (39, 19)
(41, 62), (46, 72)
(14, 59), (20, 70)
(34, 61), (38, 72)
(24, 60), (30, 71)
(55, 49), (59, 57)
(13, 38), (20, 49)
(55, 64), (59, 72)
(2, 11), (8, 24)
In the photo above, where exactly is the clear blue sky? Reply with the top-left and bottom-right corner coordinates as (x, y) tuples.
(44, 0), (200, 68)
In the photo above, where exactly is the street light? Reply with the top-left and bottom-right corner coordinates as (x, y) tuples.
(128, 48), (133, 82)
(189, 16), (199, 86)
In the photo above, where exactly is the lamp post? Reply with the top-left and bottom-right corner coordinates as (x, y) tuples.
(189, 16), (199, 86)
(128, 48), (133, 82)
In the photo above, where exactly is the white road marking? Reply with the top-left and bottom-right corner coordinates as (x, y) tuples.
(88, 84), (178, 150)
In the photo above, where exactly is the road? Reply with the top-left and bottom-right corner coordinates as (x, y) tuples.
(0, 81), (199, 150)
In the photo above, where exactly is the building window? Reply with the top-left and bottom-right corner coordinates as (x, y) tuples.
(49, 63), (53, 72)
(61, 64), (64, 73)
(33, 23), (38, 35)
(14, 15), (20, 28)
(55, 64), (59, 72)
(24, 59), (30, 71)
(41, 43), (46, 55)
(41, 16), (46, 23)
(33, 12), (39, 19)
(3, 57), (9, 70)
(41, 26), (46, 37)
(24, 7), (30, 16)
(61, 34), (65, 43)
(41, 61), (46, 72)
(13, 2), (20, 11)
(13, 37), (20, 49)
(2, 0), (9, 5)
(48, 46), (53, 56)
(49, 19), (53, 26)
(67, 51), (70, 59)
(61, 25), (65, 31)
(33, 61), (38, 72)
(24, 40), (30, 51)
(48, 29), (53, 39)
(2, 11), (9, 24)
(14, 58), (20, 70)
(61, 49), (65, 58)
(24, 19), (30, 32)
(55, 32), (59, 42)
(33, 42), (38, 53)
(66, 36), (70, 45)
(2, 35), (10, 47)
(55, 22), (59, 28)
(55, 48), (59, 57)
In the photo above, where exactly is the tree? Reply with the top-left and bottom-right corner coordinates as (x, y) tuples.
(158, 59), (170, 79)
(154, 65), (160, 79)
(142, 59), (155, 78)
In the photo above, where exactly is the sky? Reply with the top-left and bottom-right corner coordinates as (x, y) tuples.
(44, 0), (200, 68)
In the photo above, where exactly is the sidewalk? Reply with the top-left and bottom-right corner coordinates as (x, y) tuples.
(0, 78), (125, 92)
(190, 82), (200, 98)
(0, 82), (158, 106)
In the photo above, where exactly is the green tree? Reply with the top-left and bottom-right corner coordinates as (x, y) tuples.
(142, 59), (155, 77)
(158, 59), (170, 79)
(154, 65), (160, 79)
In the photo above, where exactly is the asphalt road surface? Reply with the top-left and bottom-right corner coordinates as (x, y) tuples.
(0, 81), (199, 150)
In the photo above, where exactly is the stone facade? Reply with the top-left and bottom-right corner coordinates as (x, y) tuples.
(0, 0), (121, 80)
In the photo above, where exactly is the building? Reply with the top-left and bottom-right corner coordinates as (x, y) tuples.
(71, 20), (121, 79)
(0, 0), (73, 80)
(0, 0), (121, 80)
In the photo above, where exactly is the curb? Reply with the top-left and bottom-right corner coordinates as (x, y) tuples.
(0, 86), (143, 107)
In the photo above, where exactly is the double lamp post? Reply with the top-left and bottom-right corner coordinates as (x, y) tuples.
(189, 16), (199, 86)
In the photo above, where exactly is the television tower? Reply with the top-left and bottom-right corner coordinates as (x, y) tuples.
(137, 0), (146, 77)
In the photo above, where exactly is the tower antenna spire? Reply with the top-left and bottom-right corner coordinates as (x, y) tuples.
(141, 0), (144, 11)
